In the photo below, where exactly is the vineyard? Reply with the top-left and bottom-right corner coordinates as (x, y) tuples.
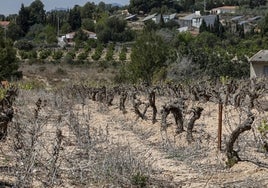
(1, 78), (268, 187)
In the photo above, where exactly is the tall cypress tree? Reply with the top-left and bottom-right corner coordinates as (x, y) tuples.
(17, 4), (30, 35)
(68, 5), (82, 31)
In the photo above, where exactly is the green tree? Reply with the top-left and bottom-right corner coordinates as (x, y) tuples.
(25, 24), (44, 42)
(74, 29), (88, 47)
(81, 2), (96, 19)
(126, 32), (169, 84)
(68, 5), (82, 31)
(17, 4), (30, 34)
(260, 13), (268, 37)
(44, 25), (57, 44)
(82, 18), (95, 31)
(61, 22), (72, 34)
(96, 16), (134, 43)
(6, 22), (24, 41)
(129, 0), (180, 14)
(29, 0), (46, 25)
(249, 0), (267, 8)
(0, 37), (20, 80)
(98, 1), (106, 13)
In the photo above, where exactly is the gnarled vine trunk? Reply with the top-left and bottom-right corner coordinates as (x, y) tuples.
(186, 107), (204, 143)
(226, 113), (254, 167)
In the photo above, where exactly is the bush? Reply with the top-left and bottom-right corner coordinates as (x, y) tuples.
(67, 51), (76, 59)
(131, 172), (148, 187)
(84, 45), (91, 53)
(105, 50), (113, 61)
(1, 38), (21, 68)
(105, 43), (115, 61)
(62, 54), (74, 64)
(14, 40), (34, 51)
(18, 80), (45, 90)
(92, 52), (102, 61)
(19, 51), (28, 60)
(28, 50), (37, 59)
(87, 39), (98, 48)
(119, 46), (127, 61)
(39, 49), (52, 59)
(92, 44), (104, 61)
(77, 52), (88, 61)
(52, 50), (63, 60)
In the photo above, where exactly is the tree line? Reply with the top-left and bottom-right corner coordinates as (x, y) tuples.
(0, 0), (268, 82)
(128, 0), (267, 14)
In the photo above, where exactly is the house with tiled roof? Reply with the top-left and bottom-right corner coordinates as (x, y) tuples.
(0, 21), (10, 28)
(249, 50), (268, 78)
(58, 29), (97, 47)
(210, 6), (238, 15)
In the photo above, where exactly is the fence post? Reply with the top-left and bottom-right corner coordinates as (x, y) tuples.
(218, 103), (223, 151)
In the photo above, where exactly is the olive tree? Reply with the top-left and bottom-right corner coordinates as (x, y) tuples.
(125, 32), (169, 84)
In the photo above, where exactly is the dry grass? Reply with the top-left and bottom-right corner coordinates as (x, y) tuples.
(1, 75), (268, 187)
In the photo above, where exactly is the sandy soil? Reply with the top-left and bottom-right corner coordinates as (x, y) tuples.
(84, 97), (268, 187)
(1, 64), (268, 187)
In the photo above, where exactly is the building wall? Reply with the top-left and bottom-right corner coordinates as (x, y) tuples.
(178, 20), (192, 28)
(192, 17), (202, 28)
(250, 62), (268, 78)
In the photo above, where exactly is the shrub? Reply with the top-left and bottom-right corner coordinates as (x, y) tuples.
(28, 50), (37, 59)
(119, 46), (127, 61)
(67, 51), (76, 59)
(87, 39), (98, 48)
(105, 43), (114, 61)
(77, 52), (88, 61)
(18, 80), (44, 90)
(52, 50), (63, 60)
(131, 172), (148, 187)
(62, 54), (74, 64)
(39, 49), (52, 59)
(92, 44), (104, 61)
(92, 52), (102, 61)
(14, 40), (34, 51)
(19, 51), (28, 60)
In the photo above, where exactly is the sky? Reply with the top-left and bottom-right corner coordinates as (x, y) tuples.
(0, 0), (130, 16)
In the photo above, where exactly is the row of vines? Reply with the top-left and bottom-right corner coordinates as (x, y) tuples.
(0, 77), (268, 187)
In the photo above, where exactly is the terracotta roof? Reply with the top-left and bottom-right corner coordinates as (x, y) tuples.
(0, 21), (10, 27)
(250, 50), (268, 62)
(212, 6), (238, 10)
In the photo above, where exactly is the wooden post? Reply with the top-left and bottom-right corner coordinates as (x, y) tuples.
(218, 103), (223, 151)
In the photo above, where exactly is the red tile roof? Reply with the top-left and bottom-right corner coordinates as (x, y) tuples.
(0, 21), (10, 28)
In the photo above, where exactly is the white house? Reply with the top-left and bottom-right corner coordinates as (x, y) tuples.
(178, 11), (202, 28)
(58, 29), (97, 47)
